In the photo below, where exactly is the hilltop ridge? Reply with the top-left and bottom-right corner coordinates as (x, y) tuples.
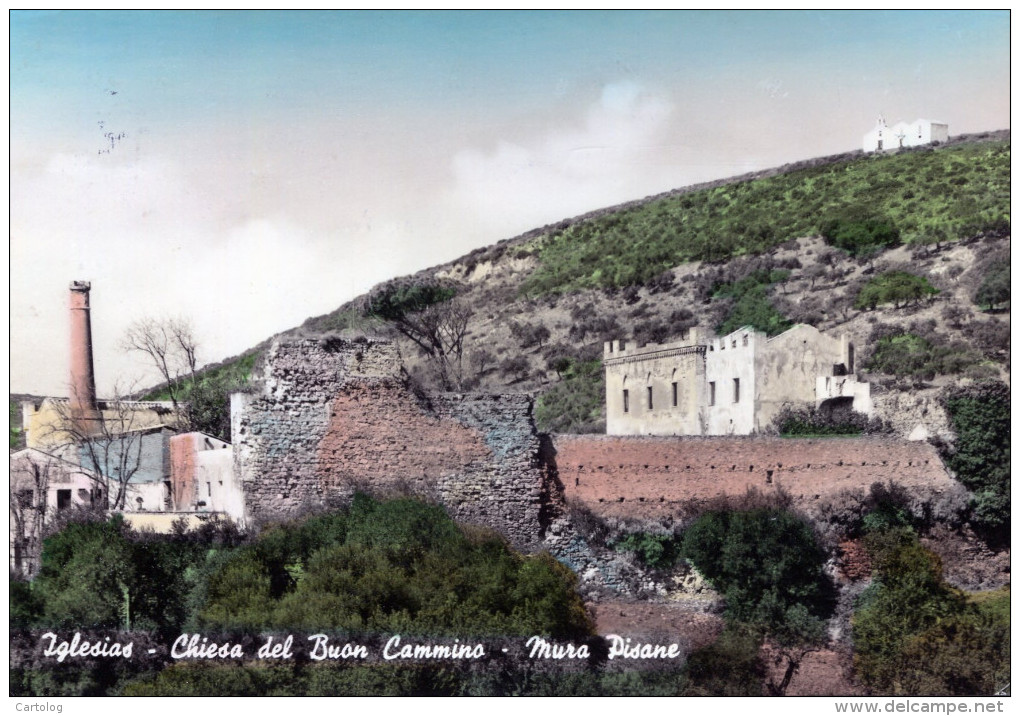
(128, 131), (1009, 439)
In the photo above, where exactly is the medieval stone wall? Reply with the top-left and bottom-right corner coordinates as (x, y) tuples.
(232, 337), (963, 553)
(552, 434), (957, 519)
(232, 338), (549, 549)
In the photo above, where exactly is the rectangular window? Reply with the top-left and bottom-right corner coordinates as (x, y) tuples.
(734, 378), (741, 403)
(709, 382), (716, 406)
(206, 482), (212, 497)
(623, 389), (629, 413)
(647, 386), (653, 410)
(672, 382), (678, 407)
(57, 489), (72, 510)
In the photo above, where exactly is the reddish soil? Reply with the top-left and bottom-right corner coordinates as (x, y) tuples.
(761, 644), (862, 696)
(590, 601), (724, 651)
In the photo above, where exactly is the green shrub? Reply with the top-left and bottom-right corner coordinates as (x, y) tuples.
(612, 532), (682, 570)
(772, 403), (891, 437)
(974, 262), (1010, 310)
(713, 269), (792, 337)
(681, 625), (765, 696)
(534, 359), (604, 433)
(519, 141), (1009, 294)
(854, 271), (939, 310)
(199, 495), (594, 639)
(821, 210), (900, 256)
(35, 518), (138, 630)
(10, 577), (44, 629)
(865, 333), (978, 380)
(850, 528), (999, 695)
(939, 382), (1010, 539)
(680, 509), (835, 643)
(895, 604), (1010, 695)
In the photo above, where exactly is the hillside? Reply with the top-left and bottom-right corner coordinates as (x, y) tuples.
(281, 132), (1009, 432)
(145, 132), (1009, 437)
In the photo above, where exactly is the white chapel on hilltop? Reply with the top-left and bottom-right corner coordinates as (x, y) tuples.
(863, 116), (948, 153)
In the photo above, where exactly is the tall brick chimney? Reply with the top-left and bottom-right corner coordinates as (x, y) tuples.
(69, 280), (101, 433)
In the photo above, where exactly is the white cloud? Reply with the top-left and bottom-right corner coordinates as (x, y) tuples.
(446, 82), (677, 234)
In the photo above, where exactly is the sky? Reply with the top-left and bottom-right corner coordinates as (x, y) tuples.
(9, 10), (1011, 396)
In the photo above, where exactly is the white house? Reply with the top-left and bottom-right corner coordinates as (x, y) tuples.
(863, 117), (949, 152)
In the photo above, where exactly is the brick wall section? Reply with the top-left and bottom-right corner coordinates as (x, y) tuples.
(233, 338), (548, 549)
(169, 434), (197, 510)
(552, 435), (956, 519)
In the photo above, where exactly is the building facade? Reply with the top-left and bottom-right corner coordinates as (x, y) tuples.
(10, 281), (247, 573)
(863, 117), (949, 153)
(604, 324), (872, 436)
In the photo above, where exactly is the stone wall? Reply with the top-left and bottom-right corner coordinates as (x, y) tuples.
(551, 434), (957, 519)
(232, 337), (963, 553)
(232, 338), (549, 549)
(872, 389), (952, 441)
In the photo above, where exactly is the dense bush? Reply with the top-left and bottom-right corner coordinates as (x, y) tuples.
(939, 382), (1010, 540)
(853, 528), (966, 692)
(680, 509), (835, 644)
(199, 495), (594, 639)
(21, 515), (242, 637)
(22, 497), (594, 646)
(122, 659), (689, 697)
(962, 318), (1010, 361)
(865, 332), (978, 381)
(534, 359), (605, 434)
(681, 625), (765, 696)
(612, 532), (682, 570)
(713, 269), (793, 337)
(851, 528), (1007, 695)
(973, 261), (1010, 310)
(895, 590), (1010, 696)
(820, 210), (900, 257)
(854, 271), (939, 310)
(771, 403), (892, 437)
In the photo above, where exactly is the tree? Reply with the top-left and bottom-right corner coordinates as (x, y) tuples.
(362, 279), (472, 391)
(122, 317), (199, 410)
(852, 528), (971, 693)
(35, 517), (138, 630)
(680, 509), (836, 647)
(820, 210), (900, 256)
(9, 452), (53, 577)
(939, 382), (1010, 539)
(973, 262), (1009, 311)
(854, 271), (939, 310)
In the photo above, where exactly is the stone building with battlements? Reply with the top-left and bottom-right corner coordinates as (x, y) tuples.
(604, 324), (872, 436)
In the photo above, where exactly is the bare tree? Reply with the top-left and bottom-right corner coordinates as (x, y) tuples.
(122, 317), (199, 409)
(44, 388), (153, 511)
(397, 299), (473, 390)
(9, 452), (52, 576)
(361, 280), (473, 390)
